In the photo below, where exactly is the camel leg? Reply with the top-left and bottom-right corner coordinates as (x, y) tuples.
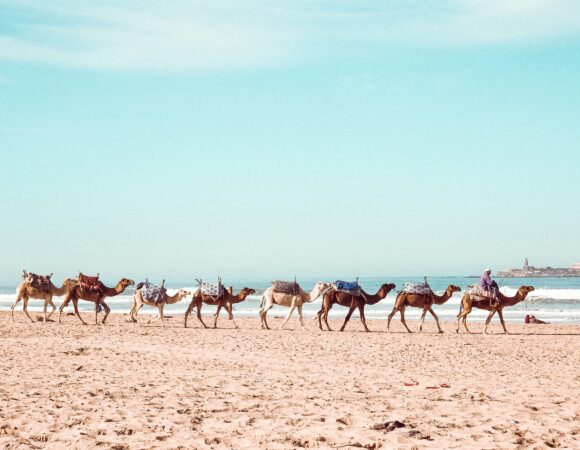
(72, 299), (88, 325)
(128, 299), (137, 323)
(133, 303), (143, 324)
(323, 308), (333, 331)
(456, 302), (472, 334)
(261, 302), (274, 330)
(428, 307), (443, 333)
(226, 303), (234, 320)
(196, 303), (208, 329)
(213, 304), (222, 328)
(101, 302), (111, 324)
(226, 303), (238, 328)
(339, 305), (356, 332)
(23, 298), (34, 323)
(484, 309), (496, 334)
(46, 297), (57, 322)
(58, 297), (71, 324)
(94, 302), (100, 325)
(10, 295), (23, 323)
(43, 299), (48, 323)
(358, 303), (370, 332)
(399, 306), (413, 333)
(462, 315), (471, 333)
(184, 300), (196, 328)
(297, 304), (305, 330)
(497, 309), (509, 334)
(387, 307), (399, 332)
(159, 305), (165, 328)
(280, 299), (297, 330)
(316, 308), (324, 331)
(419, 308), (428, 332)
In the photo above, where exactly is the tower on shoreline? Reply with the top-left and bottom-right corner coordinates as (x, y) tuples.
(524, 258), (529, 270)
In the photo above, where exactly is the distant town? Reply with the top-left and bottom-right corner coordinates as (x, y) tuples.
(497, 259), (580, 278)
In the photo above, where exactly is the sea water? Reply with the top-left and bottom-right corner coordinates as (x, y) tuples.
(2, 276), (580, 324)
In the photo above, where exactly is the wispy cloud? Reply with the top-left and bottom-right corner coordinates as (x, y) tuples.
(0, 0), (579, 72)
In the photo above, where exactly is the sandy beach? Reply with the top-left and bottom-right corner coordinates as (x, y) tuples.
(1, 312), (578, 449)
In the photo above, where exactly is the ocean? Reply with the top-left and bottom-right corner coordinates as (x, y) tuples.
(2, 276), (580, 324)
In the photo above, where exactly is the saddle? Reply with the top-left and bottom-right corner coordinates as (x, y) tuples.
(198, 278), (225, 299)
(467, 284), (496, 300)
(334, 280), (361, 296)
(402, 279), (432, 295)
(272, 280), (300, 295)
(140, 280), (167, 304)
(78, 273), (104, 295)
(23, 271), (52, 291)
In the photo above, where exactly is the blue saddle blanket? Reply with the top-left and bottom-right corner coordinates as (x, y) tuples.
(335, 280), (361, 295)
(142, 282), (167, 303)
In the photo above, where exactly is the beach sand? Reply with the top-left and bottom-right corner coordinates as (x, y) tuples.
(0, 311), (578, 449)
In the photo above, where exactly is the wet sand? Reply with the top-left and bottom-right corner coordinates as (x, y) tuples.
(1, 311), (579, 449)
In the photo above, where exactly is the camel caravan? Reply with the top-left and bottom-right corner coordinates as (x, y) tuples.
(9, 270), (535, 334)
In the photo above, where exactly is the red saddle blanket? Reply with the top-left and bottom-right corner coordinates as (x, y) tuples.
(78, 273), (104, 294)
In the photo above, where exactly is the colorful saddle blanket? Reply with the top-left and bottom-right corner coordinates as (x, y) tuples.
(141, 281), (166, 303)
(334, 280), (361, 296)
(402, 282), (432, 295)
(467, 284), (495, 299)
(24, 272), (52, 291)
(200, 282), (225, 298)
(78, 273), (104, 294)
(272, 280), (300, 295)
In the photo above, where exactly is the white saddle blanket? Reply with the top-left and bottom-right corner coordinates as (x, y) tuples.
(200, 283), (224, 298)
(467, 284), (494, 298)
(402, 282), (431, 295)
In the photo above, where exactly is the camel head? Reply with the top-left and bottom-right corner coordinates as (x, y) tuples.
(63, 278), (78, 288)
(447, 285), (462, 294)
(119, 278), (135, 288)
(312, 281), (332, 298)
(518, 285), (535, 297)
(379, 283), (396, 296)
(177, 289), (191, 299)
(237, 287), (256, 299)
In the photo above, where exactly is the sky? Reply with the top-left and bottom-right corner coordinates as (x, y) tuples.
(1, 0), (580, 284)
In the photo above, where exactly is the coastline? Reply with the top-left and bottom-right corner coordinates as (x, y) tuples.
(1, 313), (578, 449)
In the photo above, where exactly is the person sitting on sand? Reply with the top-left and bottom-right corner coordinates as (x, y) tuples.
(525, 314), (549, 324)
(480, 268), (499, 306)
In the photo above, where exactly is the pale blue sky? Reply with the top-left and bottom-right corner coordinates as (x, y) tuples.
(1, 1), (580, 283)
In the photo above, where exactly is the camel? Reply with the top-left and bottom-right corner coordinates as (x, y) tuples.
(387, 284), (461, 333)
(11, 275), (77, 323)
(129, 284), (190, 327)
(456, 285), (535, 334)
(184, 287), (256, 329)
(58, 275), (135, 325)
(317, 283), (396, 332)
(259, 282), (331, 330)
